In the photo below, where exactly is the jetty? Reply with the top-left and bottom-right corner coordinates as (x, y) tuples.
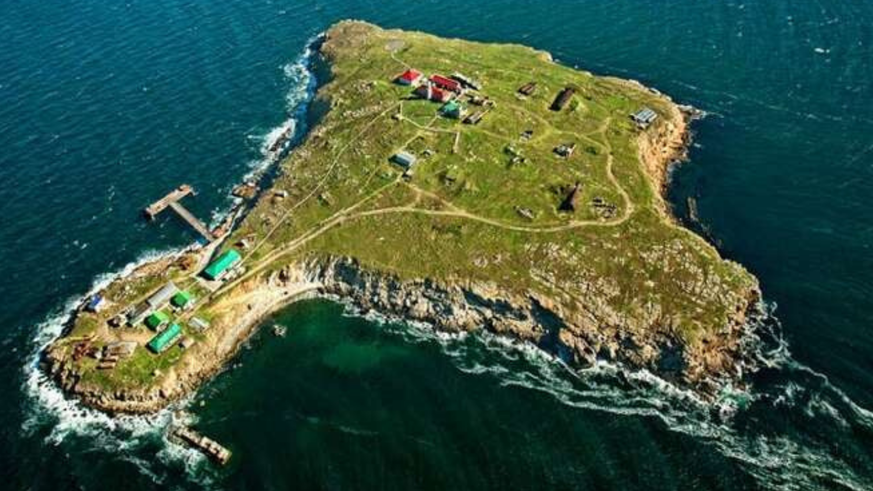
(172, 426), (232, 465)
(144, 185), (215, 242)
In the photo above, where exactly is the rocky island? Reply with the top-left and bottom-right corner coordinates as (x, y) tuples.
(43, 21), (760, 414)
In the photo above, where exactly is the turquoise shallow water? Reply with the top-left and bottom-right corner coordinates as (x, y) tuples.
(2, 0), (873, 489)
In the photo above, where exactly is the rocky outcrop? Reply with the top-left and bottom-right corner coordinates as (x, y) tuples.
(42, 22), (762, 415)
(305, 257), (760, 392)
(44, 254), (760, 414)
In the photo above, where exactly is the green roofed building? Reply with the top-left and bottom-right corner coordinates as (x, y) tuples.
(441, 100), (465, 119)
(172, 291), (192, 308)
(145, 311), (170, 330)
(202, 249), (241, 281)
(147, 323), (182, 353)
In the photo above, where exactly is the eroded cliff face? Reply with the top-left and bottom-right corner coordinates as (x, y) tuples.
(42, 21), (763, 414)
(44, 251), (759, 414)
(306, 256), (759, 391)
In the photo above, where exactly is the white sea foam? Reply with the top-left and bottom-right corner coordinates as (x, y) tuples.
(337, 296), (873, 490)
(243, 37), (320, 182)
(206, 37), (320, 234)
(19, 28), (873, 489)
(18, 247), (213, 482)
(19, 34), (322, 484)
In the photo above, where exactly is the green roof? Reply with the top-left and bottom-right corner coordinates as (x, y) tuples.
(171, 291), (192, 307)
(147, 323), (182, 353)
(203, 249), (241, 280)
(441, 101), (461, 114)
(145, 311), (170, 330)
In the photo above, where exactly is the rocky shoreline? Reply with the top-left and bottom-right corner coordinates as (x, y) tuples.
(45, 251), (760, 414)
(42, 23), (762, 414)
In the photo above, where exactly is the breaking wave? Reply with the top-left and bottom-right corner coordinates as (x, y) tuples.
(209, 37), (319, 231)
(20, 247), (214, 485)
(20, 37), (322, 486)
(341, 300), (873, 490)
(244, 36), (320, 181)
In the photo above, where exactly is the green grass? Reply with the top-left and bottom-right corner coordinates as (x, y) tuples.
(55, 21), (758, 393)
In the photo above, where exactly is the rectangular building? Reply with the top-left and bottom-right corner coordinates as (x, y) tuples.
(147, 282), (178, 309)
(202, 249), (242, 281)
(147, 323), (182, 353)
(172, 291), (193, 309)
(430, 74), (463, 93)
(441, 101), (466, 119)
(127, 302), (152, 327)
(145, 311), (170, 331)
(396, 69), (423, 85)
(86, 294), (105, 313)
(631, 108), (658, 128)
(551, 87), (576, 111)
(391, 151), (417, 169)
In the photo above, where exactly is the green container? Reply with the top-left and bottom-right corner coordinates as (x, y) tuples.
(172, 291), (192, 308)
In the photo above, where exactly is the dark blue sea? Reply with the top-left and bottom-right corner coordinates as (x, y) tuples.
(2, 0), (872, 489)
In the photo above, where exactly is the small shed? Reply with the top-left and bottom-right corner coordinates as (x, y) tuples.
(631, 108), (658, 128)
(172, 291), (193, 309)
(145, 311), (171, 330)
(396, 69), (423, 86)
(147, 323), (182, 354)
(86, 294), (105, 313)
(179, 337), (195, 350)
(464, 110), (485, 125)
(441, 101), (466, 119)
(190, 317), (211, 331)
(391, 151), (417, 169)
(554, 143), (577, 157)
(518, 82), (537, 96)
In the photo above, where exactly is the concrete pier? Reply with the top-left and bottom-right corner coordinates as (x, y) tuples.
(144, 185), (215, 242)
(172, 426), (232, 465)
(143, 185), (193, 219)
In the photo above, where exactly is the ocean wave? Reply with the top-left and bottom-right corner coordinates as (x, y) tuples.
(19, 34), (324, 486)
(243, 35), (320, 183)
(19, 246), (213, 484)
(340, 297), (873, 490)
(208, 36), (320, 232)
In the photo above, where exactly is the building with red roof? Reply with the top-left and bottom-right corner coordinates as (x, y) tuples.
(415, 84), (453, 103)
(395, 69), (423, 86)
(429, 74), (463, 93)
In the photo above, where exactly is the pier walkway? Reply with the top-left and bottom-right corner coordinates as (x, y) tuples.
(144, 185), (215, 242)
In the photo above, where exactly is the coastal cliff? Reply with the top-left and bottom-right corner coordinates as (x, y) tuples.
(43, 20), (761, 414)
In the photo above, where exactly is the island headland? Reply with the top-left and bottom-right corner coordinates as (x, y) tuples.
(42, 21), (761, 414)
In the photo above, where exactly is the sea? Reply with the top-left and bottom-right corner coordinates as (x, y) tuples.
(1, 0), (872, 489)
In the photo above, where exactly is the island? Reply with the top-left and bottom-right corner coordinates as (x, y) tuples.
(43, 21), (761, 414)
